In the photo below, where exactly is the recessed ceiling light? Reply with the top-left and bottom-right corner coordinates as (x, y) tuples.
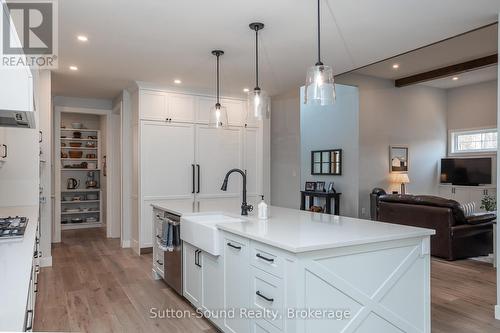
(452, 76), (459, 81)
(174, 79), (182, 84)
(69, 65), (78, 71)
(77, 35), (88, 42)
(392, 63), (400, 69)
(243, 88), (250, 93)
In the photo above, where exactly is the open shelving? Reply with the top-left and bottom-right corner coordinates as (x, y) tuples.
(56, 127), (103, 230)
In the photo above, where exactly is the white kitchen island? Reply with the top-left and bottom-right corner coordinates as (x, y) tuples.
(152, 202), (435, 333)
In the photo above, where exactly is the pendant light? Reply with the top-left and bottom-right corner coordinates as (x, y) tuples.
(304, 0), (336, 106)
(209, 50), (228, 128)
(247, 22), (269, 122)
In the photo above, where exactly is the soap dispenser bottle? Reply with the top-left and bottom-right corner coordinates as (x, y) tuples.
(258, 195), (268, 220)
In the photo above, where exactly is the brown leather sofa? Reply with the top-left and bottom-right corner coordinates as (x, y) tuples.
(370, 189), (495, 260)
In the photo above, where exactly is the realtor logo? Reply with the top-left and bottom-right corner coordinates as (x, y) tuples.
(1, 0), (58, 68)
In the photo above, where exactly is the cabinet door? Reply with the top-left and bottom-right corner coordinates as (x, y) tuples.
(167, 93), (196, 123)
(244, 127), (262, 197)
(438, 186), (453, 200)
(469, 188), (485, 211)
(201, 252), (224, 328)
(183, 242), (202, 307)
(0, 129), (7, 162)
(222, 98), (246, 127)
(453, 188), (470, 205)
(196, 126), (243, 198)
(224, 235), (250, 333)
(140, 90), (167, 121)
(141, 122), (195, 198)
(197, 96), (216, 124)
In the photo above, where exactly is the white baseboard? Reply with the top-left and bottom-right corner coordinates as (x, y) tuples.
(121, 239), (131, 248)
(132, 239), (140, 255)
(495, 305), (500, 320)
(39, 256), (52, 267)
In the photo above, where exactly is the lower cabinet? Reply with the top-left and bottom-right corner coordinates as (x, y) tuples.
(439, 185), (496, 210)
(224, 234), (250, 333)
(183, 242), (202, 307)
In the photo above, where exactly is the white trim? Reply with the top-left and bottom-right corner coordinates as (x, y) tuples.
(121, 239), (131, 248)
(39, 256), (52, 267)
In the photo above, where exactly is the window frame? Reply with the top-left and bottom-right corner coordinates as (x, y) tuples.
(449, 127), (498, 155)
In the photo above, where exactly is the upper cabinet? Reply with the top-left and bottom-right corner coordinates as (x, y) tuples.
(139, 88), (251, 127)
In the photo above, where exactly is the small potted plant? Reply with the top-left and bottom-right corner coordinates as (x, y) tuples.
(481, 195), (497, 212)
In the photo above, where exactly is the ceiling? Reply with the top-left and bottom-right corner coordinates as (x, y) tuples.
(352, 24), (498, 80)
(419, 65), (497, 89)
(51, 0), (500, 99)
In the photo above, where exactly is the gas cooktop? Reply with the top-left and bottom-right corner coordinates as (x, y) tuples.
(0, 216), (28, 240)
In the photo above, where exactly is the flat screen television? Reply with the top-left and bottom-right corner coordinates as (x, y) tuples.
(440, 157), (492, 186)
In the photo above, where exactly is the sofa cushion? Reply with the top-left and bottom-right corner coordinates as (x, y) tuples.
(465, 212), (496, 225)
(378, 194), (466, 224)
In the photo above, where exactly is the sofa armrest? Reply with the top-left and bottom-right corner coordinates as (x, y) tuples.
(465, 212), (496, 225)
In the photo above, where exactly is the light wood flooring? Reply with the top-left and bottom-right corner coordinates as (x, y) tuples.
(34, 228), (500, 332)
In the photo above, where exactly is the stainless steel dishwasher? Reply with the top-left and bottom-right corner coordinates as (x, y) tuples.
(163, 212), (182, 295)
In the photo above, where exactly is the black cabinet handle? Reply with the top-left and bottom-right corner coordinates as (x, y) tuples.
(192, 164), (195, 193)
(195, 249), (202, 267)
(196, 164), (200, 193)
(25, 309), (33, 331)
(156, 260), (163, 266)
(227, 242), (242, 250)
(156, 235), (162, 240)
(256, 253), (274, 262)
(256, 291), (274, 302)
(34, 281), (38, 293)
(2, 144), (6, 158)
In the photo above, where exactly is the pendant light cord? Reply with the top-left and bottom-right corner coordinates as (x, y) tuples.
(316, 0), (323, 66)
(255, 28), (259, 89)
(216, 53), (220, 104)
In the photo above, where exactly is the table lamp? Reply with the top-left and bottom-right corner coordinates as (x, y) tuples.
(391, 173), (410, 194)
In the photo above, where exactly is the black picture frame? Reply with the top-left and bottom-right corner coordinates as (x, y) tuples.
(305, 182), (316, 191)
(316, 181), (326, 192)
(311, 149), (342, 175)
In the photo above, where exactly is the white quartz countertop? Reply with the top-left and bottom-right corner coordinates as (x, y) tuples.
(0, 205), (38, 332)
(152, 201), (435, 253)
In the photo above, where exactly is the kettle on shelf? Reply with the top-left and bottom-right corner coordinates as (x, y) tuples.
(66, 178), (80, 190)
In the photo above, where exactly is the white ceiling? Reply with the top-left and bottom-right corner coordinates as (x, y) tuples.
(51, 0), (500, 99)
(419, 65), (497, 89)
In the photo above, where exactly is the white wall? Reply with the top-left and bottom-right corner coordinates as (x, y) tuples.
(270, 89), (301, 209)
(447, 80), (497, 132)
(53, 96), (113, 110)
(338, 73), (448, 217)
(300, 85), (360, 217)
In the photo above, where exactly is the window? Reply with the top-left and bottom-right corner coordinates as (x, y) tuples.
(451, 128), (497, 153)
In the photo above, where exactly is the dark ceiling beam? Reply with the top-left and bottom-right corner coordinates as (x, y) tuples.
(394, 54), (498, 87)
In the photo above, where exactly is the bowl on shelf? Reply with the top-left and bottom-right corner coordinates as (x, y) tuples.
(85, 141), (96, 148)
(72, 196), (82, 201)
(87, 162), (97, 170)
(71, 122), (83, 129)
(82, 208), (90, 212)
(73, 132), (82, 139)
(61, 152), (68, 158)
(86, 217), (97, 223)
(65, 208), (81, 213)
(86, 153), (97, 159)
(69, 142), (82, 148)
(87, 135), (97, 140)
(71, 218), (83, 223)
(69, 151), (83, 159)
(63, 196), (72, 201)
(61, 219), (68, 224)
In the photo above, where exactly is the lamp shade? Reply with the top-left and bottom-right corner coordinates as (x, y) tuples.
(208, 103), (228, 129)
(391, 173), (410, 184)
(304, 64), (336, 105)
(247, 89), (269, 122)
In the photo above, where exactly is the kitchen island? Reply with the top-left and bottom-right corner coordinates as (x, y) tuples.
(152, 201), (435, 333)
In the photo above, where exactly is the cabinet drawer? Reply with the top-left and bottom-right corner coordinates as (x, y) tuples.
(250, 267), (284, 330)
(252, 319), (282, 333)
(251, 242), (284, 278)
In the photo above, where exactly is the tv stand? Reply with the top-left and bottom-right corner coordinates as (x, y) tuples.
(438, 184), (496, 209)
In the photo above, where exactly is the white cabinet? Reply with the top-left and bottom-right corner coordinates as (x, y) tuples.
(196, 126), (243, 198)
(201, 251), (225, 329)
(439, 185), (496, 211)
(183, 242), (202, 307)
(0, 129), (7, 164)
(224, 234), (250, 333)
(196, 96), (216, 123)
(223, 98), (247, 127)
(140, 90), (166, 121)
(152, 209), (165, 279)
(168, 93), (196, 123)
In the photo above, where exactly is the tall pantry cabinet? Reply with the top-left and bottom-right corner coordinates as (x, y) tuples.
(130, 85), (266, 254)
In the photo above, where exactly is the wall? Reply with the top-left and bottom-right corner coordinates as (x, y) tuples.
(337, 73), (448, 218)
(447, 80), (497, 131)
(270, 89), (301, 209)
(300, 85), (360, 217)
(53, 96), (113, 110)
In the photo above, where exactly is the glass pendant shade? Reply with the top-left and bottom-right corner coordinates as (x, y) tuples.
(247, 88), (269, 121)
(304, 64), (336, 106)
(208, 103), (228, 129)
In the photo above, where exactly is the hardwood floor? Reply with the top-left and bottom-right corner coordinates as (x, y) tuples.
(35, 228), (500, 332)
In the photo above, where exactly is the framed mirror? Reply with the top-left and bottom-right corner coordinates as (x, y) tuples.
(311, 149), (342, 175)
(390, 145), (409, 173)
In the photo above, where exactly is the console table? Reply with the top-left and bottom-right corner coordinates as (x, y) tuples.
(300, 191), (341, 215)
